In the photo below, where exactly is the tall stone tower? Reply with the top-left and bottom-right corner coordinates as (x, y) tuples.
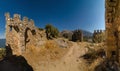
(5, 13), (46, 56)
(106, 0), (120, 62)
(5, 13), (36, 55)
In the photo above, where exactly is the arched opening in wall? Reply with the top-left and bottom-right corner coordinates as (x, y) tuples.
(110, 0), (114, 2)
(31, 30), (36, 35)
(24, 28), (31, 47)
(24, 28), (36, 47)
(9, 26), (12, 32)
(13, 26), (20, 32)
(111, 51), (116, 56)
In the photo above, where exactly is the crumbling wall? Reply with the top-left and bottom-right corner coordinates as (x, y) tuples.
(72, 29), (83, 42)
(5, 13), (46, 55)
(106, 0), (120, 62)
(93, 30), (105, 43)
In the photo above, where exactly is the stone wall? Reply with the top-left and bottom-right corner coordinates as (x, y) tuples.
(93, 30), (105, 43)
(72, 29), (83, 42)
(106, 0), (120, 62)
(5, 13), (46, 55)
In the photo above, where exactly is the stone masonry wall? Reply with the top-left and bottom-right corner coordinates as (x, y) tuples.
(5, 13), (46, 55)
(93, 30), (105, 43)
(106, 0), (120, 62)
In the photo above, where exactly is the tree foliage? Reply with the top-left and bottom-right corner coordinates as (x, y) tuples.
(45, 24), (59, 39)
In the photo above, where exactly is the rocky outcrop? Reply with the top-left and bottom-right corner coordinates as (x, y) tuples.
(60, 30), (73, 41)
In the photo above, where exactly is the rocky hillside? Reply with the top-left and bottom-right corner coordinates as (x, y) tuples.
(81, 30), (93, 37)
(60, 30), (92, 37)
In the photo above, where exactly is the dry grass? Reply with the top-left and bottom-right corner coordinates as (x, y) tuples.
(23, 41), (106, 71)
(88, 58), (104, 71)
(23, 40), (69, 71)
(45, 40), (57, 49)
(79, 42), (106, 71)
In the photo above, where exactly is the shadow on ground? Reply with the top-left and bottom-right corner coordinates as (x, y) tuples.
(0, 45), (33, 71)
(95, 58), (120, 71)
(0, 55), (33, 71)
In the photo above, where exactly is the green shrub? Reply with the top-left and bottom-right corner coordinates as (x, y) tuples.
(45, 24), (59, 39)
(0, 48), (6, 59)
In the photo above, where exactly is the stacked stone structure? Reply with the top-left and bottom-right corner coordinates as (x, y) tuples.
(106, 0), (120, 62)
(93, 30), (105, 43)
(5, 13), (46, 55)
(72, 29), (83, 42)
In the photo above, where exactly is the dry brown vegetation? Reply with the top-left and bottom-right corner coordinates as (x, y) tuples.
(23, 39), (70, 71)
(25, 40), (69, 61)
(3, 38), (106, 71)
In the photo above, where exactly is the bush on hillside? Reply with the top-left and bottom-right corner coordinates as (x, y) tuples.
(45, 24), (59, 39)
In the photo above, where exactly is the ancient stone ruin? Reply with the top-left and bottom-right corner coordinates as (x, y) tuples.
(72, 29), (83, 42)
(5, 13), (46, 55)
(93, 30), (105, 43)
(106, 0), (120, 63)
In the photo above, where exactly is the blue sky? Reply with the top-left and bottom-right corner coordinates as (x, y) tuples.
(0, 0), (105, 39)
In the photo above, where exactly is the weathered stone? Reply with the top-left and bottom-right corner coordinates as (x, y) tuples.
(93, 30), (105, 43)
(5, 13), (46, 55)
(106, 0), (120, 63)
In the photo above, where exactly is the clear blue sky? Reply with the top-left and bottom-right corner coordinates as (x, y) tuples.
(0, 0), (105, 39)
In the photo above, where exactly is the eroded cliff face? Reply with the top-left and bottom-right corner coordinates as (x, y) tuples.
(106, 0), (120, 62)
(5, 13), (46, 55)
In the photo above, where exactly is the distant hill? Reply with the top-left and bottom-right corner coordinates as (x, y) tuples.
(0, 39), (6, 48)
(60, 29), (93, 42)
(81, 30), (93, 37)
(61, 30), (93, 37)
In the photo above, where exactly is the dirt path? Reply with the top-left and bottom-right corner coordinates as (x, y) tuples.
(34, 42), (88, 71)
